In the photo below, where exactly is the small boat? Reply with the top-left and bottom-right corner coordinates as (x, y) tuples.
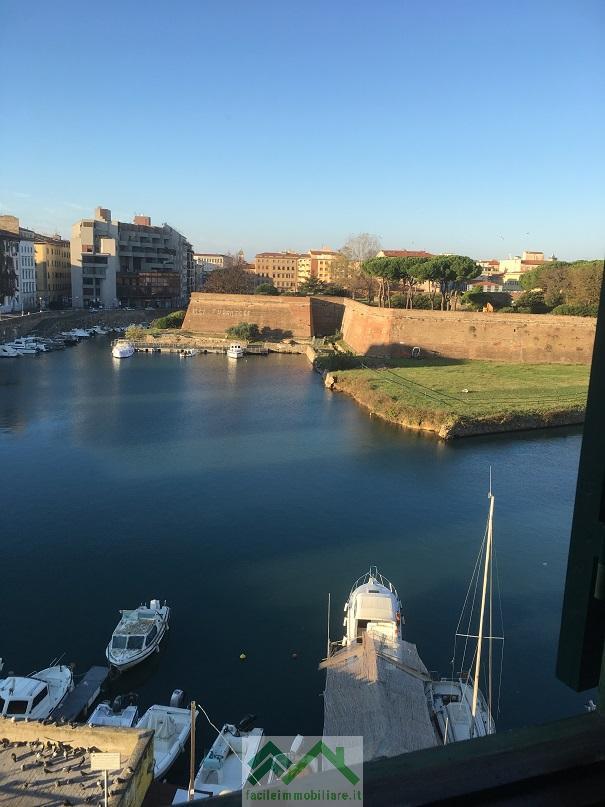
(112, 340), (135, 359)
(5, 341), (38, 355)
(341, 567), (403, 650)
(72, 328), (91, 338)
(173, 716), (263, 802)
(226, 342), (244, 359)
(429, 479), (501, 743)
(0, 664), (74, 720)
(179, 349), (198, 358)
(137, 695), (195, 779)
(0, 344), (19, 357)
(106, 599), (170, 671)
(87, 694), (139, 727)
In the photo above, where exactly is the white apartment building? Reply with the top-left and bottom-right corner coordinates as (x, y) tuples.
(18, 236), (37, 311)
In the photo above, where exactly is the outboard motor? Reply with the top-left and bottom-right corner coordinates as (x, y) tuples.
(237, 713), (257, 733)
(150, 599), (161, 611)
(111, 695), (123, 714)
(170, 689), (185, 708)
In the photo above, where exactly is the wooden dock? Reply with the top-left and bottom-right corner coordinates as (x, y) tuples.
(129, 341), (269, 355)
(51, 665), (110, 723)
(320, 634), (439, 761)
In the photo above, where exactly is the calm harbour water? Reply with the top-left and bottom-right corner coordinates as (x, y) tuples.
(0, 338), (591, 768)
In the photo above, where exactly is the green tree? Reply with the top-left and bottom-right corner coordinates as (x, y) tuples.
(254, 283), (279, 295)
(298, 277), (330, 295)
(418, 255), (480, 310)
(151, 310), (186, 329)
(361, 257), (401, 307)
(226, 322), (261, 340)
(0, 239), (17, 300)
(514, 290), (550, 313)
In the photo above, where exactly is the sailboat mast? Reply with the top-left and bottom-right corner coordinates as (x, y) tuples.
(326, 593), (331, 659)
(471, 489), (495, 723)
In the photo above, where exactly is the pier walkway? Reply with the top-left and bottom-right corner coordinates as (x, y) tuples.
(320, 634), (439, 761)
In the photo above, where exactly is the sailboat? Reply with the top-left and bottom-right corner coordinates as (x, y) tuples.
(429, 478), (502, 743)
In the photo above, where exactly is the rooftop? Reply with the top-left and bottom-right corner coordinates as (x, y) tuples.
(380, 249), (434, 258)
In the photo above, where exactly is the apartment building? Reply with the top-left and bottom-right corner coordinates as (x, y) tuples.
(0, 215), (37, 311)
(71, 208), (193, 309)
(193, 253), (234, 269)
(309, 249), (340, 284)
(254, 251), (302, 291)
(297, 254), (311, 284)
(0, 228), (19, 313)
(35, 235), (71, 307)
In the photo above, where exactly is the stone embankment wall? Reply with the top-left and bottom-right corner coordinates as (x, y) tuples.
(182, 294), (597, 364)
(182, 293), (313, 337)
(340, 299), (596, 365)
(0, 309), (151, 340)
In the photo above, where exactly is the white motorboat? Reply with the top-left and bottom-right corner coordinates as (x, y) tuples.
(72, 328), (91, 338)
(106, 599), (170, 671)
(87, 694), (139, 727)
(429, 480), (500, 743)
(179, 349), (198, 358)
(0, 344), (19, 357)
(341, 567), (403, 650)
(5, 341), (38, 355)
(226, 342), (244, 359)
(0, 665), (73, 720)
(137, 698), (195, 779)
(112, 340), (135, 359)
(173, 716), (263, 802)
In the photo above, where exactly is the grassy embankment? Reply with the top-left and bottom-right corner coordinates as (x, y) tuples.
(316, 352), (589, 439)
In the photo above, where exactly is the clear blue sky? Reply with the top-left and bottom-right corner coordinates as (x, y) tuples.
(1, 0), (603, 260)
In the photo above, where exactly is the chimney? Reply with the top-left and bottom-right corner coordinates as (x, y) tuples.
(134, 215), (151, 226)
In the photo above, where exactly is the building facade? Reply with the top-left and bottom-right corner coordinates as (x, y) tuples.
(309, 248), (340, 284)
(0, 215), (37, 312)
(0, 228), (19, 313)
(35, 236), (71, 307)
(71, 207), (193, 309)
(193, 253), (234, 269)
(253, 251), (302, 291)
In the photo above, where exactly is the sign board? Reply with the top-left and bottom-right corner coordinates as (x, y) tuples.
(90, 752), (121, 771)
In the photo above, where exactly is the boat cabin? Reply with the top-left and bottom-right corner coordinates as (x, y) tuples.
(111, 610), (160, 652)
(0, 677), (52, 720)
(344, 569), (402, 647)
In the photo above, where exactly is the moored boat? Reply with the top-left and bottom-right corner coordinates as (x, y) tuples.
(112, 340), (135, 359)
(341, 566), (403, 651)
(428, 480), (501, 743)
(0, 664), (74, 720)
(0, 344), (19, 357)
(226, 342), (244, 359)
(172, 716), (264, 802)
(106, 599), (170, 671)
(137, 696), (195, 779)
(87, 694), (139, 727)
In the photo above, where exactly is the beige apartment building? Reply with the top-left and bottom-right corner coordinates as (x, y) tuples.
(193, 253), (234, 269)
(309, 248), (340, 283)
(254, 251), (302, 291)
(35, 236), (71, 306)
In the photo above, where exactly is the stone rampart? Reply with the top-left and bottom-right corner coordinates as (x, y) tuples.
(181, 294), (596, 364)
(341, 299), (596, 364)
(182, 293), (312, 338)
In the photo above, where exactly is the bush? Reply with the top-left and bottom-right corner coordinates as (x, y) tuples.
(255, 283), (279, 295)
(226, 322), (261, 340)
(151, 310), (186, 329)
(551, 303), (598, 317)
(125, 325), (146, 340)
(513, 291), (550, 314)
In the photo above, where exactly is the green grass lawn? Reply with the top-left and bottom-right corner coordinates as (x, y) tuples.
(329, 358), (589, 434)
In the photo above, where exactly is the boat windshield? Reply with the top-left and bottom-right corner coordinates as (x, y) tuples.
(113, 634), (145, 651)
(6, 699), (29, 715)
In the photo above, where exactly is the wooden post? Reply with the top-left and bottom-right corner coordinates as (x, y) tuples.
(188, 700), (196, 800)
